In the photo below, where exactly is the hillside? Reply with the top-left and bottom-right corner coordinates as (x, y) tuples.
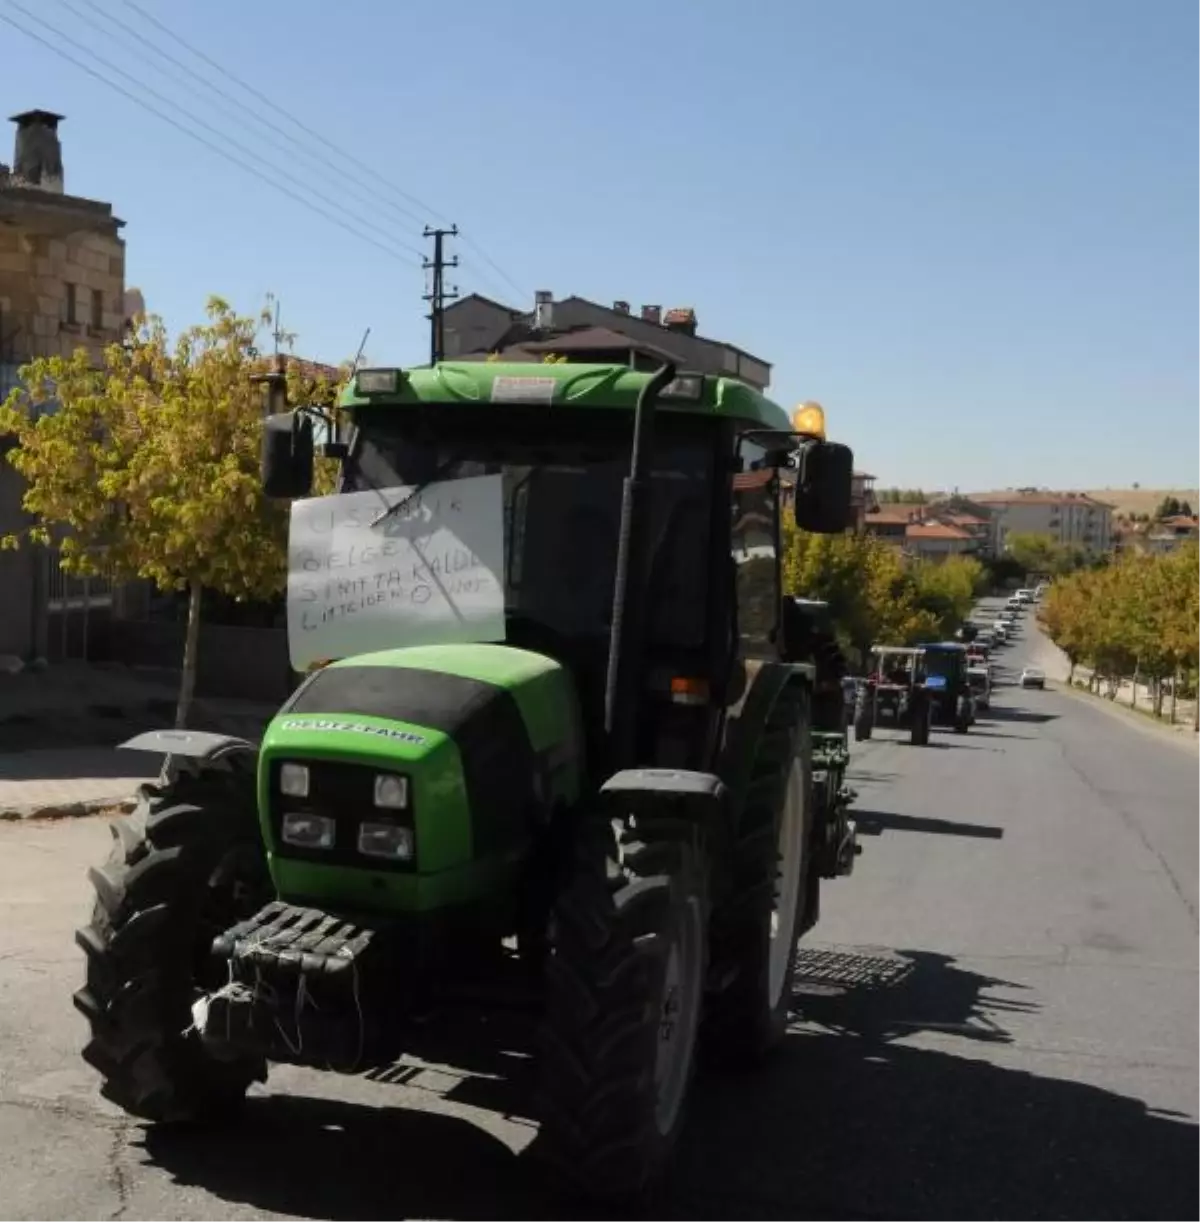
(1080, 488), (1198, 517)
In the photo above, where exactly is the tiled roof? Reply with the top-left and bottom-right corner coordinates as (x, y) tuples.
(906, 522), (972, 540)
(1160, 514), (1199, 528)
(968, 490), (1114, 508)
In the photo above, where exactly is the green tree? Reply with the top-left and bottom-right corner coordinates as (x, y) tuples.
(911, 554), (986, 638)
(1004, 531), (1086, 576)
(1154, 495), (1183, 520)
(875, 487), (931, 504)
(0, 296), (344, 728)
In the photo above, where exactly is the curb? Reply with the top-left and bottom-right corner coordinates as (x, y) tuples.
(0, 794), (140, 822)
(1053, 679), (1199, 751)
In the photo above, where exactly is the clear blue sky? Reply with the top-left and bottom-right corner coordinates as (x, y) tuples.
(3, 0), (1196, 490)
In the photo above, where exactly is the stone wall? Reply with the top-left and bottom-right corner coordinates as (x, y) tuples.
(0, 208), (126, 366)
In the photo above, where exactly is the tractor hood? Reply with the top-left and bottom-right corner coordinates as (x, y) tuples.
(258, 643), (585, 912)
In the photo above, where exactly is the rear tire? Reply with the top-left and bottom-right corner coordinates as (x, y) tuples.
(853, 692), (873, 741)
(702, 685), (813, 1069)
(73, 757), (270, 1123)
(954, 695), (972, 734)
(537, 815), (709, 1202)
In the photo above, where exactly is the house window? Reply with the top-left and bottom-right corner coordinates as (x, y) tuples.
(65, 282), (78, 325)
(91, 288), (104, 330)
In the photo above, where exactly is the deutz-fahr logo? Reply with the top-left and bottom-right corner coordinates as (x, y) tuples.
(279, 718), (426, 745)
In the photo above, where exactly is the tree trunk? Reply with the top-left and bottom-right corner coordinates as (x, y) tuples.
(175, 580), (203, 730)
(1170, 664), (1179, 724)
(1130, 659), (1139, 709)
(160, 581), (203, 786)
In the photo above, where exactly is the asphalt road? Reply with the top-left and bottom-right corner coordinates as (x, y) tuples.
(1, 604), (1196, 1220)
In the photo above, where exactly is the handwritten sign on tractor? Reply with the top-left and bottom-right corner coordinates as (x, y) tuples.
(286, 475), (506, 671)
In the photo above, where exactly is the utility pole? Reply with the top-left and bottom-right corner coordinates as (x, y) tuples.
(423, 225), (459, 365)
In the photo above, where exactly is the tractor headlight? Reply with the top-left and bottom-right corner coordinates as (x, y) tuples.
(280, 762), (310, 798)
(282, 811), (336, 849)
(813, 770), (829, 785)
(358, 821), (414, 861)
(373, 774), (409, 810)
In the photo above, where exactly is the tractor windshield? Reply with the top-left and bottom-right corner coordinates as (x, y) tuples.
(923, 650), (963, 681)
(344, 406), (715, 649)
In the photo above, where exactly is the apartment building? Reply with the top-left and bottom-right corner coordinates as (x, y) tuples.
(968, 489), (1114, 553)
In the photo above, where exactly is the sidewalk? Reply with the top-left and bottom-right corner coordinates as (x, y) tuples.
(0, 747), (157, 819)
(1025, 624), (1199, 744)
(0, 662), (278, 817)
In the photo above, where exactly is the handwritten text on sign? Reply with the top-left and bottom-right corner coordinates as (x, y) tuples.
(286, 475), (505, 670)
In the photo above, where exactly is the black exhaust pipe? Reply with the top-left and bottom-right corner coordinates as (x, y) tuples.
(604, 362), (676, 770)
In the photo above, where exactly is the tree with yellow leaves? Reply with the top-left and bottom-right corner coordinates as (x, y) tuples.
(1040, 542), (1198, 725)
(781, 521), (956, 664)
(0, 296), (346, 728)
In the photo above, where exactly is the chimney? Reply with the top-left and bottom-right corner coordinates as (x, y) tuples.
(534, 289), (554, 331)
(10, 110), (65, 193)
(640, 304), (662, 325)
(663, 306), (697, 337)
(613, 300), (630, 315)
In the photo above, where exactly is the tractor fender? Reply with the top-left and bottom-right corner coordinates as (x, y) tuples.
(716, 660), (815, 840)
(118, 729), (258, 765)
(600, 768), (728, 818)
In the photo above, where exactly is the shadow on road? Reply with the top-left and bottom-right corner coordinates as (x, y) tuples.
(854, 810), (1004, 840)
(987, 706), (1059, 725)
(965, 728), (1035, 740)
(138, 948), (1196, 1221)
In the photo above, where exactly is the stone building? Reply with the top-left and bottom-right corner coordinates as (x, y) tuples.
(443, 291), (773, 391)
(0, 109), (129, 660)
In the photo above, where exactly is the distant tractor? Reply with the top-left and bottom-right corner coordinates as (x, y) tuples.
(853, 645), (932, 746)
(920, 641), (975, 733)
(73, 360), (863, 1205)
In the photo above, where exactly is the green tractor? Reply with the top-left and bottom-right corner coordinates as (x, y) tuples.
(73, 360), (857, 1202)
(784, 599), (859, 882)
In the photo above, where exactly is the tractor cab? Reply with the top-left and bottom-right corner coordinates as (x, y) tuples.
(77, 361), (862, 1205)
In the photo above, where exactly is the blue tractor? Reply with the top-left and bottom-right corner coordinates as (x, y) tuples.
(920, 641), (975, 733)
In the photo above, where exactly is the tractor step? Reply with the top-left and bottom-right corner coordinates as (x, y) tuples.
(202, 902), (402, 1071)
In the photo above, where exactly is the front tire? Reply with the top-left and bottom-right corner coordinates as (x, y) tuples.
(73, 757), (270, 1123)
(910, 698), (931, 746)
(702, 685), (813, 1069)
(537, 816), (709, 1202)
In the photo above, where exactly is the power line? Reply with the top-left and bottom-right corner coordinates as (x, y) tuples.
(8, 0), (428, 265)
(0, 5), (423, 270)
(119, 0), (529, 303)
(67, 0), (379, 206)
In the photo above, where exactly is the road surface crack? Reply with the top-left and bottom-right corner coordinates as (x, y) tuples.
(106, 1117), (132, 1220)
(1054, 739), (1197, 928)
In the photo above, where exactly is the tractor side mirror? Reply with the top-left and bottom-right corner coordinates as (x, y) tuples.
(262, 412), (314, 500)
(793, 441), (854, 534)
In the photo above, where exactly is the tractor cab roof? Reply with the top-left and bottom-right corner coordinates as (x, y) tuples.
(340, 361), (795, 433)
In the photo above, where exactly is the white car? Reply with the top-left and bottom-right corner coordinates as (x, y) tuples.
(1020, 666), (1046, 689)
